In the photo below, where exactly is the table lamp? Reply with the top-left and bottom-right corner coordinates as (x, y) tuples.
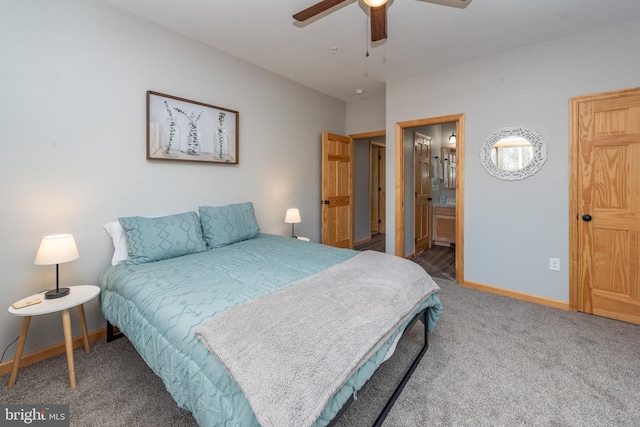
(34, 234), (80, 299)
(284, 208), (301, 238)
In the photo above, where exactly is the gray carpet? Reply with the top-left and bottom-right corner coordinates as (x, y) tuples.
(2, 278), (639, 426)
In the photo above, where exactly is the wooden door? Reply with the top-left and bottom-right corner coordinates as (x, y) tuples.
(378, 146), (386, 233)
(414, 133), (432, 254)
(321, 132), (354, 248)
(573, 88), (640, 325)
(370, 144), (386, 234)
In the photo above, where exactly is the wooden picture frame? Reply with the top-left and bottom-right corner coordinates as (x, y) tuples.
(147, 91), (239, 164)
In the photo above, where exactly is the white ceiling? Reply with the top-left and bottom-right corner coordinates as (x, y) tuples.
(100, 0), (640, 102)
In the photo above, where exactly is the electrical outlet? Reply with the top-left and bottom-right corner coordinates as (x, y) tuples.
(549, 257), (560, 271)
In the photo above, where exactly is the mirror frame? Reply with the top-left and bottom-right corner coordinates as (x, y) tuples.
(480, 126), (547, 181)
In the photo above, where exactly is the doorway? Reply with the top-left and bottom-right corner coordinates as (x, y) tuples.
(370, 143), (386, 235)
(351, 131), (386, 247)
(321, 130), (386, 249)
(395, 114), (465, 283)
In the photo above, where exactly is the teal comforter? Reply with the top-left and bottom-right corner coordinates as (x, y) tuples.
(99, 234), (442, 426)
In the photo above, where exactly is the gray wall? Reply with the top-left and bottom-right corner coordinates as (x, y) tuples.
(0, 0), (345, 355)
(346, 92), (385, 135)
(384, 19), (640, 302)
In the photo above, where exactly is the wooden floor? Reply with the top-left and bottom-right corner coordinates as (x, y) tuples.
(355, 233), (456, 282)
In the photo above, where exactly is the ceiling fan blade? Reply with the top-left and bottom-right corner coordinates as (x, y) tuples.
(293, 0), (347, 22)
(370, 5), (387, 42)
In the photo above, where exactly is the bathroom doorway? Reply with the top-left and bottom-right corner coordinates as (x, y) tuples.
(395, 114), (464, 283)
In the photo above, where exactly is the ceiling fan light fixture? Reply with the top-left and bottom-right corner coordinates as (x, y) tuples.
(363, 0), (387, 7)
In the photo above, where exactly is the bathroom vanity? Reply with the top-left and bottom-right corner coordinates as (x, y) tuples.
(433, 205), (455, 247)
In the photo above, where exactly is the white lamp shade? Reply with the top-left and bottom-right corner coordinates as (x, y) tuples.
(449, 133), (457, 145)
(34, 234), (80, 265)
(363, 0), (387, 7)
(284, 208), (302, 224)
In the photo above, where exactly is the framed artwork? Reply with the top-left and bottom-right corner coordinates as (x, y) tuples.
(147, 91), (239, 164)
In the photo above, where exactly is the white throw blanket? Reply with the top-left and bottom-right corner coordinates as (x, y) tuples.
(194, 250), (440, 427)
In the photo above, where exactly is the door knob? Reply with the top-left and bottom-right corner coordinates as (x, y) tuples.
(582, 214), (592, 222)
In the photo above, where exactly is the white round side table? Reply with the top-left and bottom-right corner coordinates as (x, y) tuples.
(7, 285), (101, 388)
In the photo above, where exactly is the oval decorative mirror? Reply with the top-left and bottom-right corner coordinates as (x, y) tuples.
(480, 126), (547, 181)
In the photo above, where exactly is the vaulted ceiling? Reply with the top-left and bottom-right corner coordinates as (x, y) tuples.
(100, 0), (640, 102)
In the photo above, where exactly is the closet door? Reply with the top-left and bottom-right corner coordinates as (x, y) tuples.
(573, 88), (640, 325)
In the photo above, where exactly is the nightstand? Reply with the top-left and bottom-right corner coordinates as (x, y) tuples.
(7, 285), (100, 388)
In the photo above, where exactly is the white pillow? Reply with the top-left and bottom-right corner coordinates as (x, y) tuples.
(103, 221), (129, 265)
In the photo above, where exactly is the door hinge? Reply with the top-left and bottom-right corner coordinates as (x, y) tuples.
(378, 219), (381, 224)
(378, 154), (382, 160)
(378, 187), (382, 192)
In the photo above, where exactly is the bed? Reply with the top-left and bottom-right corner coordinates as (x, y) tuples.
(99, 203), (443, 427)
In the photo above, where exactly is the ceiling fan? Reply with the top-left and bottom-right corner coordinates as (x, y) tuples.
(293, 0), (472, 42)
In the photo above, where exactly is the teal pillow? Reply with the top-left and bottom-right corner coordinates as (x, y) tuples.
(118, 211), (207, 264)
(198, 202), (261, 248)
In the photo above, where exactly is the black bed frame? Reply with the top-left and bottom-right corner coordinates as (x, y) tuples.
(327, 307), (430, 427)
(106, 321), (124, 342)
(106, 307), (429, 427)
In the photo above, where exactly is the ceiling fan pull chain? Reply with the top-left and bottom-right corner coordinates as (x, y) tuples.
(365, 16), (370, 57)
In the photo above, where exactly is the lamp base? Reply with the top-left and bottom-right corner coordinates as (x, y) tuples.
(45, 287), (70, 299)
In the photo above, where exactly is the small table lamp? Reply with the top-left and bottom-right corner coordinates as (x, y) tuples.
(34, 234), (80, 299)
(284, 208), (301, 238)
